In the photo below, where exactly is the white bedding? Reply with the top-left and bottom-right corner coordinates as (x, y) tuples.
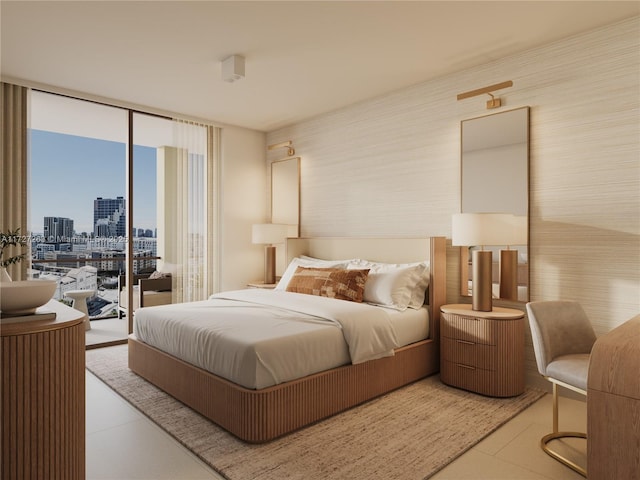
(133, 289), (429, 389)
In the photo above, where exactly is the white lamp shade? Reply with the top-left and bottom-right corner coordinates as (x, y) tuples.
(252, 224), (294, 245)
(451, 213), (516, 247)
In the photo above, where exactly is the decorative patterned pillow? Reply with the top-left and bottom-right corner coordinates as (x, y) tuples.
(285, 267), (370, 303)
(275, 257), (352, 290)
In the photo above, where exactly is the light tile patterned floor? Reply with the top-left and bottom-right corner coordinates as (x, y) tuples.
(86, 369), (586, 480)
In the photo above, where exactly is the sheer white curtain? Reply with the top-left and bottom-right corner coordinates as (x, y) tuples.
(167, 120), (219, 302)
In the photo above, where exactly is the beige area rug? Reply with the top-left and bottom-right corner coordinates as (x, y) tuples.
(86, 345), (545, 480)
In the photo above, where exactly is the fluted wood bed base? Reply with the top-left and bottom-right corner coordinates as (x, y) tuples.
(129, 336), (438, 443)
(128, 237), (446, 443)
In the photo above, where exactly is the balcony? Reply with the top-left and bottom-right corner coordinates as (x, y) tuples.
(30, 254), (160, 348)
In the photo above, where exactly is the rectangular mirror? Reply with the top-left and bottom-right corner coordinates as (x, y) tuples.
(271, 156), (300, 276)
(271, 156), (300, 230)
(460, 106), (529, 302)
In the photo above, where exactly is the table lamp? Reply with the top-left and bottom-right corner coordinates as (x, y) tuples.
(452, 213), (513, 312)
(252, 223), (291, 284)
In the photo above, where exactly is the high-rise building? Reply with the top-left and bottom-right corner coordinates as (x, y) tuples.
(93, 196), (125, 237)
(34, 243), (55, 260)
(43, 216), (74, 242)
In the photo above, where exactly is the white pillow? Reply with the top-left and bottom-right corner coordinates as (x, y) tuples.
(275, 256), (352, 290)
(348, 260), (430, 310)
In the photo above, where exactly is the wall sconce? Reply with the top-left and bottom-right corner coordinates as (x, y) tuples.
(252, 223), (295, 285)
(452, 213), (515, 311)
(457, 80), (513, 109)
(268, 140), (295, 157)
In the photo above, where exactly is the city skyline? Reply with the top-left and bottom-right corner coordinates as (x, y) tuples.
(29, 129), (157, 234)
(38, 214), (156, 241)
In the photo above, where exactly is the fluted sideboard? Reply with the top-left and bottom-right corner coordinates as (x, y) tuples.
(1, 300), (86, 480)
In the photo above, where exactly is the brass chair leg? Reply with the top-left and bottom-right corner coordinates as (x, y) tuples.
(540, 382), (587, 477)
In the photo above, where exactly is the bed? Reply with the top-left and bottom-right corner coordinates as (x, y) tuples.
(128, 236), (447, 443)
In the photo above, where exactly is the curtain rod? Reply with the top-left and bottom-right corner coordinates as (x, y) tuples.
(1, 75), (222, 127)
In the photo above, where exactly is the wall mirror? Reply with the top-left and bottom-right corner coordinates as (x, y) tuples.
(271, 156), (300, 274)
(460, 106), (530, 302)
(271, 156), (300, 229)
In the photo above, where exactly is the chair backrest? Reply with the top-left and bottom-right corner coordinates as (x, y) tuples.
(118, 273), (152, 289)
(526, 300), (597, 376)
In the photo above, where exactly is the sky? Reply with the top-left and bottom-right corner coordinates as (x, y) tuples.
(29, 129), (157, 235)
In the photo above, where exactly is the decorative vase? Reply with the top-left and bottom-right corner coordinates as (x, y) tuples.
(0, 267), (11, 282)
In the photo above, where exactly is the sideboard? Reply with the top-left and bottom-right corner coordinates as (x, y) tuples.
(1, 300), (86, 480)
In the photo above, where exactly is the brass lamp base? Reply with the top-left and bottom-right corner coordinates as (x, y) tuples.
(500, 249), (518, 301)
(472, 250), (492, 312)
(264, 245), (276, 285)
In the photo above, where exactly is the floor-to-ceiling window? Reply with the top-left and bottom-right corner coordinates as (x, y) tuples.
(28, 90), (218, 347)
(29, 91), (130, 347)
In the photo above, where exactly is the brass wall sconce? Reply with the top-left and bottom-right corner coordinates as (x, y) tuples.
(268, 140), (295, 157)
(457, 81), (513, 109)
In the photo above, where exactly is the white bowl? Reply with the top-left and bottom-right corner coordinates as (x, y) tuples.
(1, 280), (57, 316)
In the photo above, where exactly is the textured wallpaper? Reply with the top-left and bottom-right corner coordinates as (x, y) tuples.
(267, 17), (640, 383)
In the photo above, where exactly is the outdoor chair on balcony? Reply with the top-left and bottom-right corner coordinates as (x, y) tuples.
(117, 272), (172, 319)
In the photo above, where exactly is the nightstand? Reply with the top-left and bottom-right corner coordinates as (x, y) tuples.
(247, 281), (277, 289)
(440, 303), (525, 397)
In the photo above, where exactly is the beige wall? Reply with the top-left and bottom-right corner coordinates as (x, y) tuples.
(267, 17), (640, 385)
(218, 126), (268, 292)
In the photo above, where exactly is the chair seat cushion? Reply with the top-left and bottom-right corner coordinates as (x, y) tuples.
(546, 353), (591, 391)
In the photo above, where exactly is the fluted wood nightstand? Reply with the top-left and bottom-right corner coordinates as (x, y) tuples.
(440, 304), (525, 397)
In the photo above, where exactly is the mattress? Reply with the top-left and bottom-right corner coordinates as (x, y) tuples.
(133, 289), (429, 389)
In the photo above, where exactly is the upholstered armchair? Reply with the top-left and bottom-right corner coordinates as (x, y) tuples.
(526, 300), (596, 477)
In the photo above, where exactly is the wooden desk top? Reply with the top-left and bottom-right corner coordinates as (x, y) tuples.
(588, 314), (640, 399)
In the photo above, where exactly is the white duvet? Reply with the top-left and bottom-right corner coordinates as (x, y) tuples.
(133, 289), (405, 389)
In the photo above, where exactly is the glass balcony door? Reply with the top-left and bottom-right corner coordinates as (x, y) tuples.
(29, 92), (217, 346)
(29, 91), (129, 347)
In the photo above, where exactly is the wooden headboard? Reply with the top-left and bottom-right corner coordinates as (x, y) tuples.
(285, 237), (447, 341)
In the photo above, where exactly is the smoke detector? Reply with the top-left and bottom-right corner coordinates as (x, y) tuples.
(221, 55), (245, 83)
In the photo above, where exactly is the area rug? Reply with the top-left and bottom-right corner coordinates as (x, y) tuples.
(86, 345), (545, 480)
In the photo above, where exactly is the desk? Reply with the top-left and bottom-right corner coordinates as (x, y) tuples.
(587, 314), (640, 479)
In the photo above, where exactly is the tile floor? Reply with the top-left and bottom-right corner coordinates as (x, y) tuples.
(86, 317), (128, 348)
(86, 369), (587, 480)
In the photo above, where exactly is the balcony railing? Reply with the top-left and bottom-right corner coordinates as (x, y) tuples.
(31, 256), (161, 320)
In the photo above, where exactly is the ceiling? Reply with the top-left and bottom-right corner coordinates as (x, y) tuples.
(2, 1), (638, 132)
